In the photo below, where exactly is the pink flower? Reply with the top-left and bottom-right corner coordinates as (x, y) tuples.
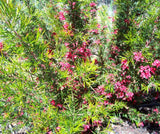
(90, 2), (96, 7)
(104, 100), (110, 105)
(94, 39), (100, 44)
(97, 120), (102, 125)
(40, 99), (43, 103)
(115, 81), (121, 89)
(115, 80), (128, 93)
(109, 57), (115, 61)
(113, 29), (118, 34)
(65, 42), (69, 47)
(20, 111), (24, 116)
(39, 28), (42, 32)
(114, 10), (117, 14)
(49, 62), (53, 66)
(93, 29), (98, 34)
(116, 92), (124, 98)
(72, 2), (76, 6)
(82, 41), (88, 47)
(65, 52), (72, 59)
(121, 59), (129, 70)
(83, 124), (90, 131)
(0, 42), (3, 51)
(40, 64), (46, 69)
(139, 65), (152, 79)
(57, 103), (63, 108)
(126, 75), (131, 79)
(63, 22), (69, 30)
(7, 96), (12, 102)
(105, 93), (112, 98)
(93, 120), (102, 126)
(18, 121), (23, 125)
(111, 45), (120, 52)
(43, 107), (47, 112)
(78, 47), (84, 53)
(56, 127), (61, 131)
(153, 108), (159, 114)
(126, 92), (134, 101)
(152, 59), (160, 68)
(83, 98), (87, 104)
(133, 52), (144, 62)
(60, 62), (70, 69)
(121, 59), (127, 64)
(112, 18), (115, 22)
(59, 11), (65, 21)
(97, 24), (101, 28)
(103, 25), (108, 29)
(138, 122), (144, 127)
(98, 85), (105, 91)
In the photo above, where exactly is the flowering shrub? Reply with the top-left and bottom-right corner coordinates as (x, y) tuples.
(0, 0), (160, 133)
(105, 0), (160, 127)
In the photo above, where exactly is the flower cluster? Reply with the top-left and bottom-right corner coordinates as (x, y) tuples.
(139, 65), (154, 79)
(133, 52), (144, 62)
(95, 85), (112, 98)
(65, 43), (91, 62)
(50, 100), (65, 110)
(152, 59), (160, 68)
(59, 11), (66, 21)
(82, 120), (102, 133)
(121, 59), (129, 70)
(59, 62), (75, 73)
(89, 2), (96, 7)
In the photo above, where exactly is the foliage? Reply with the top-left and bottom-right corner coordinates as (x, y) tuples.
(0, 0), (160, 133)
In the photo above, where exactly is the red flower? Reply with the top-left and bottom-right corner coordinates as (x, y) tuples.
(150, 67), (156, 74)
(113, 29), (118, 34)
(51, 100), (55, 106)
(52, 32), (56, 36)
(124, 19), (130, 24)
(57, 103), (63, 108)
(65, 52), (72, 59)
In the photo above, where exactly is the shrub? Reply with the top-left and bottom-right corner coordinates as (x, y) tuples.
(0, 0), (160, 133)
